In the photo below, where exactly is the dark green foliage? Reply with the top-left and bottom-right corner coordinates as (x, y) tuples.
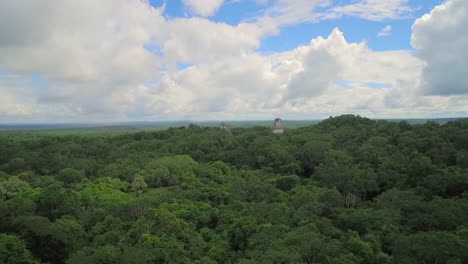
(0, 234), (38, 264)
(0, 115), (467, 263)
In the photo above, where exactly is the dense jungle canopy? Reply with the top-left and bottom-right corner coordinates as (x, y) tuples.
(1, 115), (468, 264)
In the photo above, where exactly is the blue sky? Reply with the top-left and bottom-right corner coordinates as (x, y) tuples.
(154, 0), (445, 52)
(0, 0), (466, 122)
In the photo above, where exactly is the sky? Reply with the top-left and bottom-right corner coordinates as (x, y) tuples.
(0, 0), (467, 122)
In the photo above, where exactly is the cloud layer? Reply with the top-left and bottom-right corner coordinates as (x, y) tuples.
(329, 0), (414, 21)
(182, 0), (225, 17)
(0, 0), (466, 121)
(378, 25), (392, 37)
(411, 0), (468, 95)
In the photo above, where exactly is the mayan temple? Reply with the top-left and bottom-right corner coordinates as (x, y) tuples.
(272, 118), (284, 135)
(220, 122), (232, 134)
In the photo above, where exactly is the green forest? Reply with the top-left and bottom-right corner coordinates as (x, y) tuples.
(1, 115), (468, 264)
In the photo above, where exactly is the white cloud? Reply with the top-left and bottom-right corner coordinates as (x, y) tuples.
(327, 0), (414, 21)
(135, 28), (433, 120)
(378, 25), (392, 37)
(411, 0), (468, 95)
(284, 29), (344, 100)
(0, 74), (40, 118)
(258, 0), (414, 26)
(263, 0), (331, 25)
(160, 17), (277, 68)
(0, 0), (466, 121)
(182, 0), (225, 17)
(0, 0), (166, 119)
(0, 0), (280, 120)
(252, 0), (414, 35)
(0, 0), (164, 82)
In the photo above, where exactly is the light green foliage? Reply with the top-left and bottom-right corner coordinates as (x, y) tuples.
(143, 155), (199, 187)
(80, 177), (132, 207)
(0, 176), (30, 200)
(130, 174), (147, 196)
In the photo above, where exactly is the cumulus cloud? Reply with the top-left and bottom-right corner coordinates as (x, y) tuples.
(0, 0), (466, 121)
(0, 0), (167, 119)
(0, 0), (280, 120)
(0, 0), (163, 81)
(182, 0), (225, 17)
(378, 25), (392, 37)
(411, 0), (468, 95)
(161, 17), (277, 68)
(285, 29), (344, 100)
(134, 28), (428, 120)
